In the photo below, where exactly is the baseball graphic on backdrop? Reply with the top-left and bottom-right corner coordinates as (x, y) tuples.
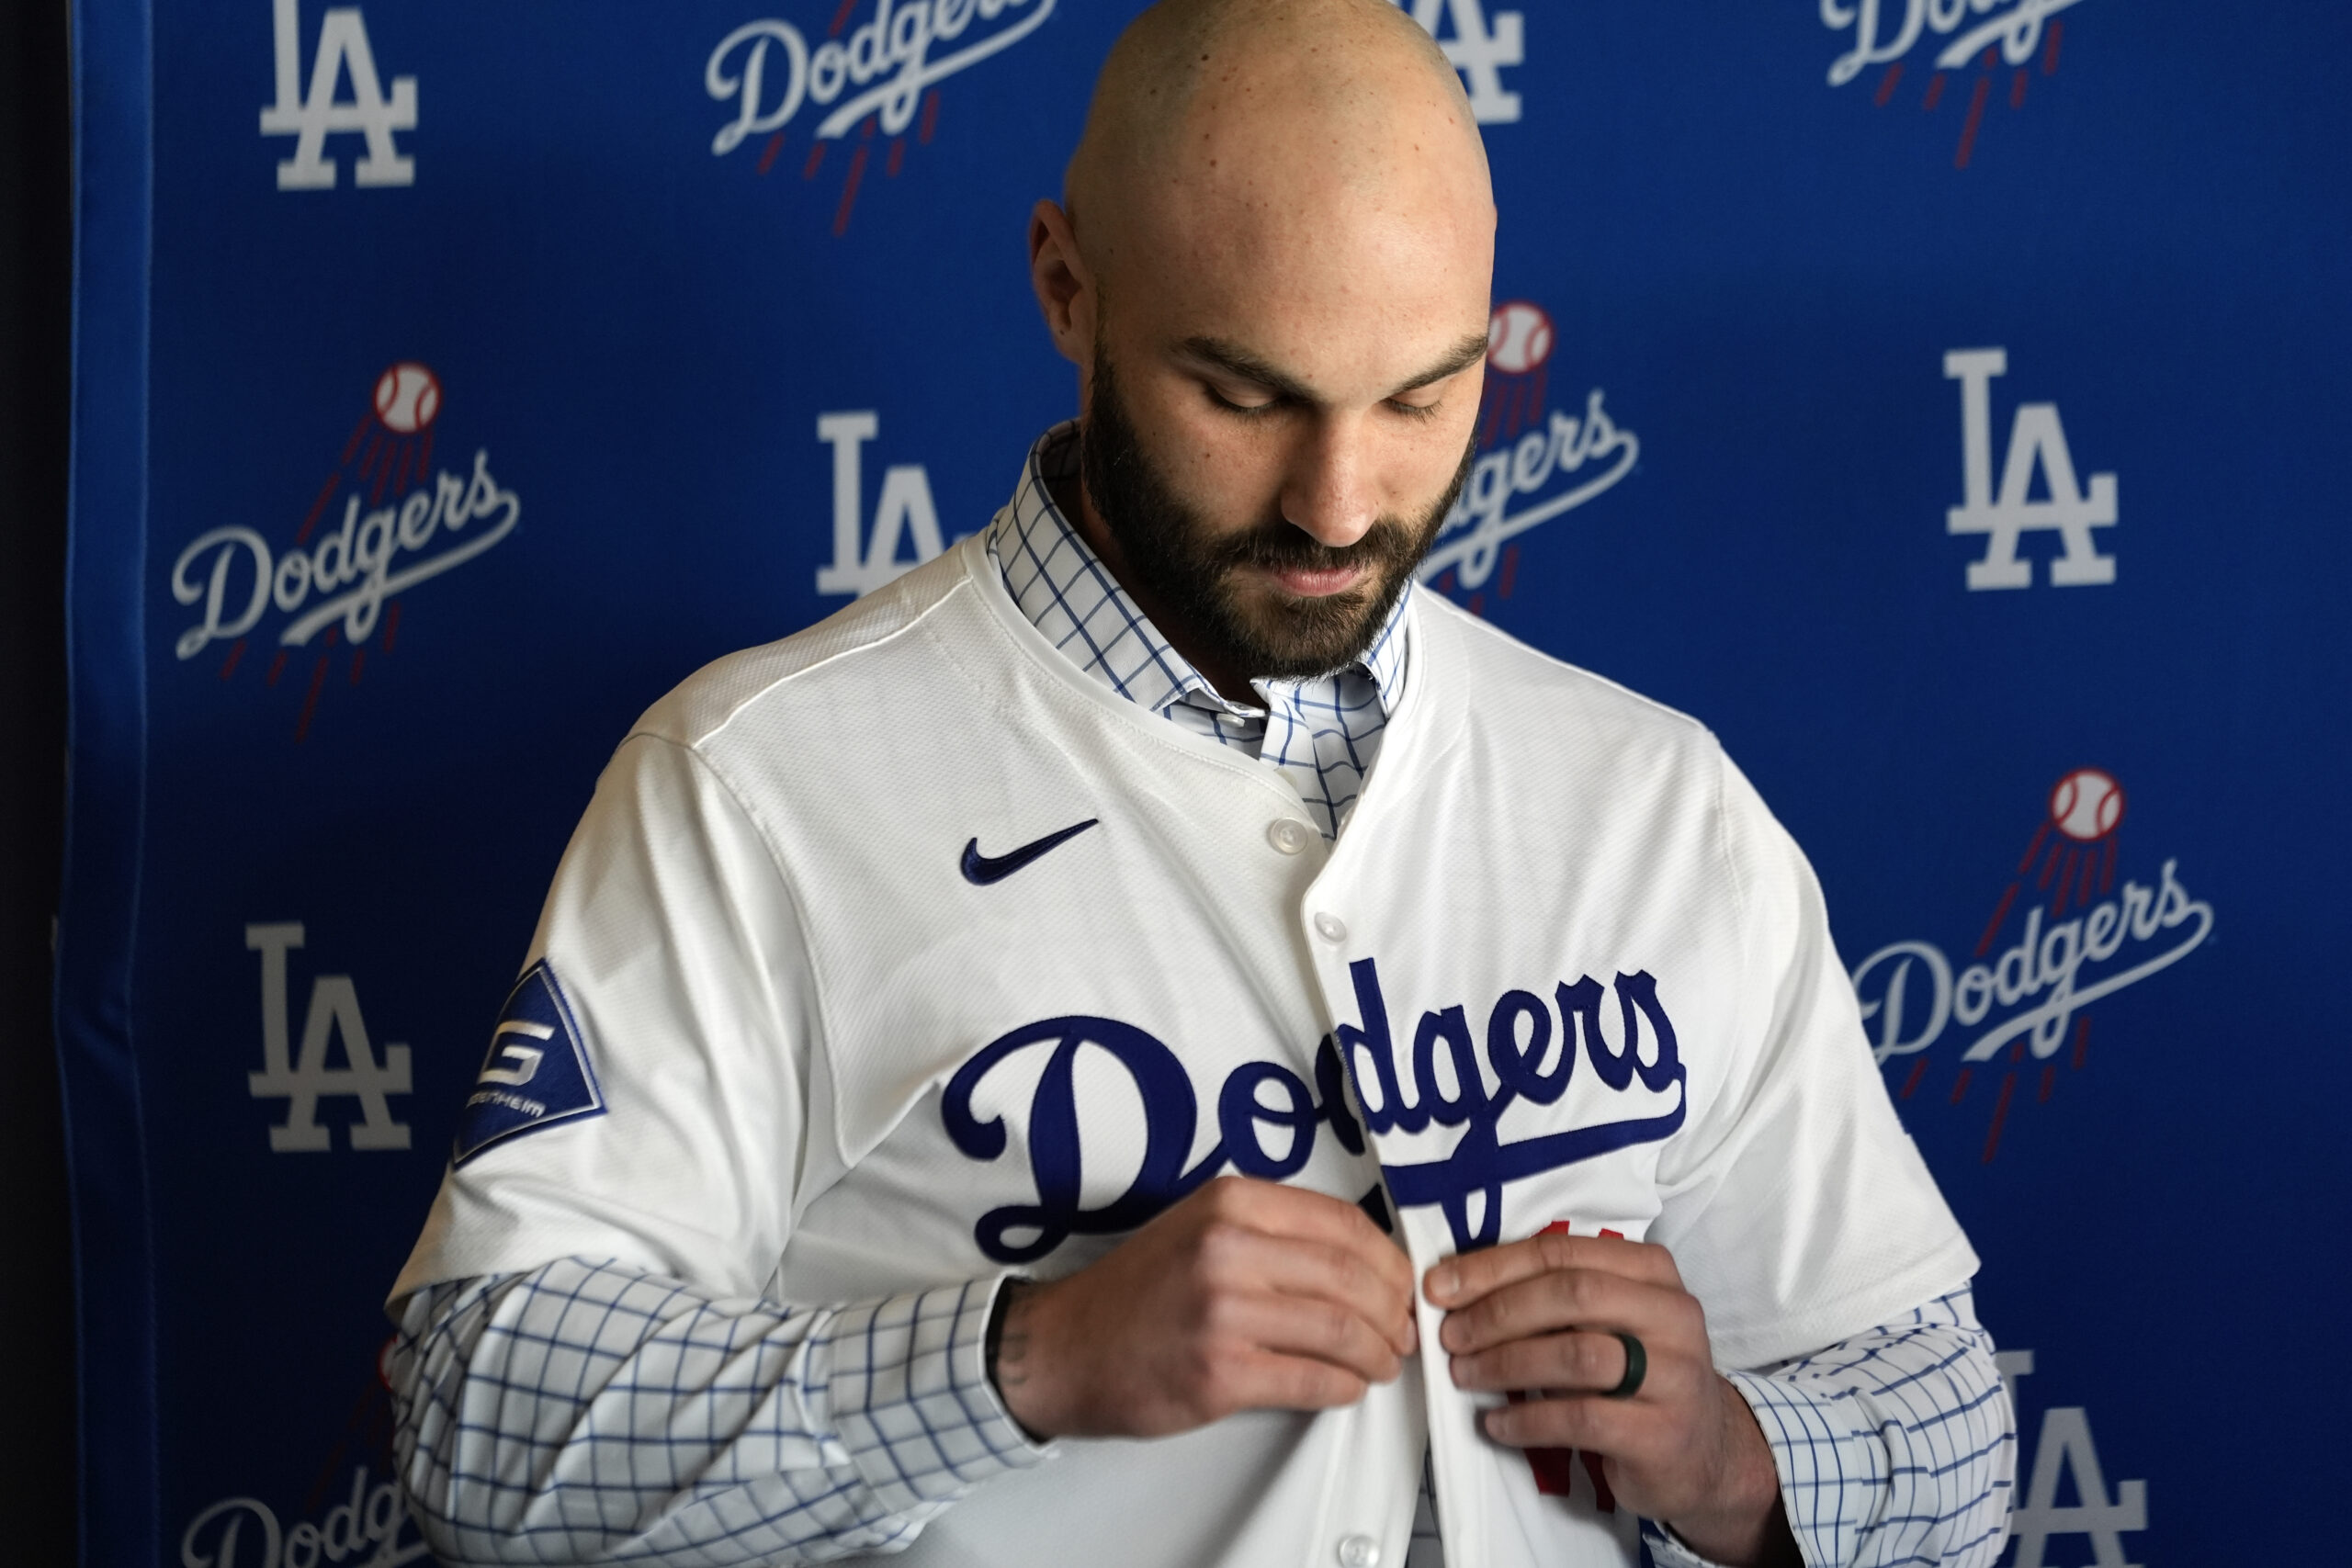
(373, 362), (443, 434)
(2048, 767), (2126, 841)
(1487, 300), (1555, 375)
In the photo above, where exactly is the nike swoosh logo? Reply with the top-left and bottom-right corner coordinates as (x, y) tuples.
(961, 818), (1101, 886)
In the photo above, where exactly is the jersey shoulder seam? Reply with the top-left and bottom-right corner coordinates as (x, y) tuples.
(645, 568), (977, 753)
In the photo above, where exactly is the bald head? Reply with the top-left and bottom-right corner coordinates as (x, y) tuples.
(1024, 0), (1497, 697)
(1065, 0), (1491, 289)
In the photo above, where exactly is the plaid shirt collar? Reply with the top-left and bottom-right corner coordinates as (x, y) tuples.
(989, 423), (1409, 720)
(987, 423), (1412, 836)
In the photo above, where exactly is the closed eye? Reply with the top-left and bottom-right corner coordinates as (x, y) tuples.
(1205, 382), (1286, 417)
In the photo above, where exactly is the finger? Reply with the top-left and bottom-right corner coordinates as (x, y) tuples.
(1438, 1268), (1691, 1357)
(1200, 1222), (1417, 1356)
(1215, 1348), (1373, 1416)
(1204, 1179), (1416, 1298)
(1424, 1230), (1680, 1309)
(1212, 1290), (1406, 1386)
(1482, 1388), (1644, 1452)
(1448, 1327), (1638, 1396)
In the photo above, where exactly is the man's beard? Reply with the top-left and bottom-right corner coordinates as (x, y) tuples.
(1080, 352), (1475, 683)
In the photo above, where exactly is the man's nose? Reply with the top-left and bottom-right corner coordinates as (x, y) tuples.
(1279, 413), (1381, 548)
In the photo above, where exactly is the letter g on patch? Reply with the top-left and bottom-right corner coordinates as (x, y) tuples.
(452, 960), (606, 1166)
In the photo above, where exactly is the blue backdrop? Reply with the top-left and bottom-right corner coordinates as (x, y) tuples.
(62, 3), (2349, 1563)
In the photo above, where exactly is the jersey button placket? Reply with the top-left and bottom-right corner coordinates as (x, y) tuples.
(1312, 911), (1349, 943)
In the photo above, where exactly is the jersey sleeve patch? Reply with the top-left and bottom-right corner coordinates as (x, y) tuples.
(452, 959), (607, 1167)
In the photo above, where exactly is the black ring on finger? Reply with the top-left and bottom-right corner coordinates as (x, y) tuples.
(1606, 1331), (1646, 1399)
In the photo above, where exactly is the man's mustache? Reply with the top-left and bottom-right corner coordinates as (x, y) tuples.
(1208, 516), (1430, 576)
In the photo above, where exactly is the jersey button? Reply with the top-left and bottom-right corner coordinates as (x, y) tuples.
(1335, 1535), (1380, 1568)
(1313, 912), (1349, 943)
(1267, 818), (1313, 855)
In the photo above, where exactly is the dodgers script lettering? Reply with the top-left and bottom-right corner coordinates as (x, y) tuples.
(170, 449), (520, 660)
(1336, 960), (1686, 1249)
(1820, 0), (2086, 88)
(1419, 388), (1637, 591)
(1852, 858), (2213, 1064)
(941, 957), (1687, 1260)
(707, 0), (1057, 153)
(181, 1463), (425, 1568)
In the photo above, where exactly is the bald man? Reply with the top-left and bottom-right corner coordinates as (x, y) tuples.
(386, 4), (2012, 1567)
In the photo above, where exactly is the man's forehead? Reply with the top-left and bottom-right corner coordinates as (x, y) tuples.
(1069, 0), (1495, 311)
(1116, 199), (1491, 398)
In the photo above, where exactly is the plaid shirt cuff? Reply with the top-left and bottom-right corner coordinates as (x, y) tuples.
(1637, 1372), (1912, 1568)
(1698, 1294), (2011, 1568)
(819, 1276), (1051, 1512)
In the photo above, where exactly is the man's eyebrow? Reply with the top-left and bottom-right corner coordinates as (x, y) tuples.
(1394, 332), (1495, 394)
(1178, 330), (1491, 404)
(1179, 337), (1321, 402)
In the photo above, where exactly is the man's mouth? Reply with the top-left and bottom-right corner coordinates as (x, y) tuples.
(1256, 561), (1370, 598)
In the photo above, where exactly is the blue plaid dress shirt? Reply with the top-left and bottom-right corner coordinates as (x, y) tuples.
(386, 427), (2014, 1568)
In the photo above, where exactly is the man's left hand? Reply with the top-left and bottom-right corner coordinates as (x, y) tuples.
(1424, 1232), (1799, 1568)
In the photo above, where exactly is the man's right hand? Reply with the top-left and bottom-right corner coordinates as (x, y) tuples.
(990, 1176), (1418, 1439)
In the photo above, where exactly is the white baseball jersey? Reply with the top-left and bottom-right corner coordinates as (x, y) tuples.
(394, 528), (1977, 1568)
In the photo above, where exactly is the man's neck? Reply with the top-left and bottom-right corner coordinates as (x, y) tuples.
(1045, 468), (1266, 708)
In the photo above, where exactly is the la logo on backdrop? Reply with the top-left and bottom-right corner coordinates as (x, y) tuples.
(1820, 0), (2084, 167)
(258, 0), (416, 190)
(1943, 347), (2115, 591)
(167, 364), (523, 740)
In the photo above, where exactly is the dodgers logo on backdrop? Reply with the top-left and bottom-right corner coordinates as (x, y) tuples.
(182, 1341), (430, 1568)
(705, 0), (1524, 233)
(1820, 0), (2084, 168)
(941, 955), (1686, 1259)
(182, 1462), (427, 1568)
(1944, 347), (2115, 590)
(1419, 300), (1640, 610)
(169, 363), (523, 740)
(260, 0), (416, 189)
(1850, 768), (2214, 1162)
(705, 0), (1058, 233)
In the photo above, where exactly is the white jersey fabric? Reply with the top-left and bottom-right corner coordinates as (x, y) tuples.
(395, 522), (1978, 1568)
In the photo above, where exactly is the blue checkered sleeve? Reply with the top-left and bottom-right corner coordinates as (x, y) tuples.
(1642, 1288), (2014, 1568)
(387, 1258), (1049, 1565)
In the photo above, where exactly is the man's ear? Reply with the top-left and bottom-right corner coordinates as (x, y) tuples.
(1029, 198), (1096, 370)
